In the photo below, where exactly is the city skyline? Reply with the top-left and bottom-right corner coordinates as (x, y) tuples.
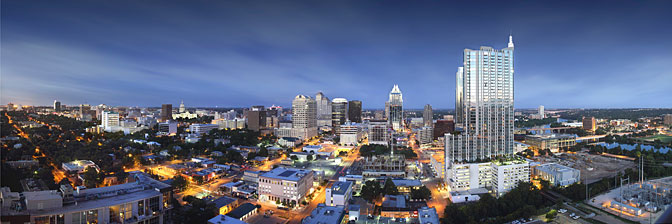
(2, 1), (672, 108)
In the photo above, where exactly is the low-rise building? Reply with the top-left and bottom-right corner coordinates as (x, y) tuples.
(447, 158), (530, 198)
(211, 196), (240, 215)
(302, 204), (346, 224)
(325, 181), (353, 206)
(190, 124), (220, 136)
(278, 137), (302, 148)
(158, 122), (177, 135)
(533, 163), (580, 187)
(207, 215), (248, 224)
(258, 167), (314, 206)
(525, 134), (576, 153)
(62, 160), (99, 174)
(225, 202), (257, 222)
(418, 207), (440, 224)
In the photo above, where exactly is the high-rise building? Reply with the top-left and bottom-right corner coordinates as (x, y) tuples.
(246, 106), (266, 132)
(387, 85), (403, 131)
(418, 126), (433, 145)
(161, 104), (172, 121)
(348, 100), (362, 123)
(53, 100), (61, 112)
(102, 111), (120, 128)
(583, 116), (596, 132)
(448, 37), (515, 163)
(664, 114), (672, 125)
(445, 36), (528, 199)
(538, 105), (545, 118)
(316, 92), (332, 127)
(332, 98), (348, 132)
(423, 104), (433, 127)
(292, 95), (317, 129)
(6, 103), (14, 111)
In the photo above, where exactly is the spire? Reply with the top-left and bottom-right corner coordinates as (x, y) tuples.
(508, 35), (514, 48)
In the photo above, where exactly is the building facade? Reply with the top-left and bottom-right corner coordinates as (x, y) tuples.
(533, 163), (580, 187)
(331, 98), (348, 133)
(348, 100), (362, 123)
(445, 36), (529, 199)
(161, 104), (172, 122)
(387, 85), (403, 132)
(325, 181), (353, 207)
(368, 120), (390, 146)
(316, 92), (332, 127)
(583, 116), (596, 132)
(525, 134), (576, 153)
(423, 104), (433, 127)
(258, 168), (314, 205)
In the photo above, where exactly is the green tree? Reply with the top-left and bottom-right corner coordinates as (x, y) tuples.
(360, 180), (381, 202)
(171, 175), (188, 192)
(383, 178), (398, 195)
(82, 167), (102, 188)
(410, 185), (432, 200)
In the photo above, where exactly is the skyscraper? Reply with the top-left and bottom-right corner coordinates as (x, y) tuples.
(316, 92), (332, 127)
(331, 98), (348, 132)
(448, 37), (515, 162)
(387, 85), (403, 131)
(348, 100), (362, 123)
(161, 104), (172, 122)
(292, 95), (317, 129)
(102, 111), (120, 128)
(445, 36), (528, 198)
(53, 100), (61, 112)
(538, 105), (544, 118)
(246, 106), (266, 131)
(423, 104), (433, 127)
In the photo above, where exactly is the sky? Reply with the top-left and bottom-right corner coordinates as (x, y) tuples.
(2, 0), (671, 109)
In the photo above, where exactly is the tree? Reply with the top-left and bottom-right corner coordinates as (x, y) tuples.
(360, 180), (381, 202)
(82, 167), (102, 188)
(171, 175), (188, 192)
(411, 186), (432, 200)
(383, 178), (398, 195)
(545, 209), (557, 220)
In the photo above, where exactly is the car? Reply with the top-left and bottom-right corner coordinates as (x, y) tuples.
(572, 215), (580, 220)
(570, 213), (575, 217)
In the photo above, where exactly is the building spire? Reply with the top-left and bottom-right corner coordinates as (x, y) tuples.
(508, 34), (514, 48)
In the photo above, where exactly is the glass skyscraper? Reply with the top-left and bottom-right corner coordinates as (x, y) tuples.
(388, 85), (403, 131)
(447, 36), (515, 163)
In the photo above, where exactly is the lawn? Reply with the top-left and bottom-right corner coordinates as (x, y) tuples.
(638, 135), (672, 143)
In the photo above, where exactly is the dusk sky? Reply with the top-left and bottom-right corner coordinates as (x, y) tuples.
(2, 0), (671, 109)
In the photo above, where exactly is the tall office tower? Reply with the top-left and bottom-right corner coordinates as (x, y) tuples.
(102, 111), (120, 128)
(53, 100), (61, 112)
(348, 100), (362, 123)
(423, 104), (433, 127)
(446, 36), (529, 199)
(384, 101), (390, 119)
(247, 106), (266, 131)
(179, 100), (186, 113)
(368, 119), (391, 146)
(161, 104), (172, 121)
(332, 98), (348, 132)
(583, 116), (596, 132)
(292, 95), (317, 129)
(316, 92), (333, 127)
(538, 105), (544, 118)
(387, 85), (403, 131)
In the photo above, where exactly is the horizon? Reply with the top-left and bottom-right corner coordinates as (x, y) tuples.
(2, 0), (671, 108)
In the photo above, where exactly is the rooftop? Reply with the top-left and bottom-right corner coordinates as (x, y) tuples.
(207, 215), (248, 224)
(382, 195), (406, 208)
(302, 204), (345, 224)
(536, 163), (577, 173)
(391, 179), (422, 187)
(330, 181), (352, 195)
(260, 167), (312, 182)
(418, 207), (440, 224)
(225, 203), (257, 219)
(211, 196), (238, 208)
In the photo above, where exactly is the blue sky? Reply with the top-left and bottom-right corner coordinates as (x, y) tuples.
(2, 0), (671, 109)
